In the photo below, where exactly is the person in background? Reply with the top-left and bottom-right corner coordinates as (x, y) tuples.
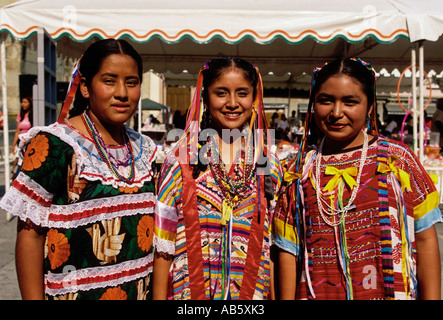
(382, 116), (397, 138)
(277, 113), (290, 141)
(431, 98), (443, 148)
(270, 111), (279, 129)
(10, 97), (33, 179)
(288, 110), (297, 128)
(172, 109), (186, 130)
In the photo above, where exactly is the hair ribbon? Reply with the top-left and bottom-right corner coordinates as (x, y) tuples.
(58, 56), (82, 123)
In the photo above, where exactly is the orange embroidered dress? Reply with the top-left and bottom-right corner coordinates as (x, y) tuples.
(0, 122), (157, 300)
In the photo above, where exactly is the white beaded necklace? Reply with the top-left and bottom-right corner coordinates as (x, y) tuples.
(314, 130), (368, 227)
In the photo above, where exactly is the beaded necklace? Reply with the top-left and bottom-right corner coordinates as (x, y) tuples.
(81, 111), (135, 183)
(207, 134), (255, 299)
(208, 135), (255, 222)
(312, 130), (369, 299)
(314, 130), (368, 227)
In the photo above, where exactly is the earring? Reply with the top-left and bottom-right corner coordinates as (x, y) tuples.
(366, 115), (371, 132)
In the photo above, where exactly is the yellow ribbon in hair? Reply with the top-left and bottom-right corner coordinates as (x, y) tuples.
(222, 196), (238, 225)
(377, 155), (411, 192)
(323, 166), (358, 192)
(284, 171), (302, 182)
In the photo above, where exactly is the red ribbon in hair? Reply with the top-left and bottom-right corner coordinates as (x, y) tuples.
(58, 57), (82, 123)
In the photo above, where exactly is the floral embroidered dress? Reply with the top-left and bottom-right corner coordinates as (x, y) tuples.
(0, 122), (157, 300)
(154, 137), (282, 300)
(274, 136), (442, 300)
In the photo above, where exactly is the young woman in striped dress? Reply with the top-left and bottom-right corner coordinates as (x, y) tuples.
(152, 57), (283, 300)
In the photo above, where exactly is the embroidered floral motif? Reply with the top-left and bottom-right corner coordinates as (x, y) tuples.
(22, 134), (49, 171)
(99, 286), (128, 300)
(53, 292), (78, 300)
(47, 229), (70, 269)
(67, 155), (87, 202)
(137, 215), (153, 252)
(119, 185), (139, 194)
(136, 274), (151, 300)
(87, 217), (126, 263)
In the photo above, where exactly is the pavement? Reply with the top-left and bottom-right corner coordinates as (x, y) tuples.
(0, 211), (20, 300)
(0, 166), (443, 299)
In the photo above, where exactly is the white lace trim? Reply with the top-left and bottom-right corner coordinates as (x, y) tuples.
(15, 172), (54, 203)
(49, 192), (156, 229)
(153, 235), (176, 256)
(0, 175), (53, 227)
(18, 123), (158, 189)
(0, 173), (156, 228)
(45, 253), (153, 296)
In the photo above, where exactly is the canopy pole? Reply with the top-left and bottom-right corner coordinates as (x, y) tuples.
(418, 40), (425, 164)
(411, 43), (418, 155)
(138, 99), (142, 133)
(1, 34), (11, 221)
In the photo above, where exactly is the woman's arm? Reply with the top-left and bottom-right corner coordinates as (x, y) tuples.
(15, 220), (46, 300)
(415, 225), (441, 300)
(152, 253), (173, 300)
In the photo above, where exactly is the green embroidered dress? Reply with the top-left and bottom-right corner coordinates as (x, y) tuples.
(0, 122), (157, 300)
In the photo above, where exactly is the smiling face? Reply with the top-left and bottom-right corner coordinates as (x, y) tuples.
(206, 68), (254, 133)
(314, 74), (373, 152)
(81, 53), (141, 127)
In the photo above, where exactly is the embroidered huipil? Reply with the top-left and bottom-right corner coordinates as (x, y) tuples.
(0, 122), (157, 300)
(154, 142), (282, 300)
(274, 136), (442, 300)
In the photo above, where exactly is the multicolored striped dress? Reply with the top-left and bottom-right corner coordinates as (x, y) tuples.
(274, 136), (442, 300)
(154, 137), (282, 300)
(0, 122), (157, 300)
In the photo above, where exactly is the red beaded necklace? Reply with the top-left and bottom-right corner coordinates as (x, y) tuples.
(208, 136), (255, 209)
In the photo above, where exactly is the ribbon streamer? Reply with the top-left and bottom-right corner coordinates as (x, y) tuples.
(222, 197), (238, 225)
(58, 57), (82, 123)
(377, 155), (411, 192)
(284, 171), (301, 182)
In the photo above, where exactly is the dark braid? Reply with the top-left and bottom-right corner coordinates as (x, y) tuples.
(192, 108), (213, 179)
(69, 88), (88, 118)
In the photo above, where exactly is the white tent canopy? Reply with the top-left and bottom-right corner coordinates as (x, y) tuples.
(1, 0), (443, 81)
(0, 0), (412, 42)
(1, 0), (443, 165)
